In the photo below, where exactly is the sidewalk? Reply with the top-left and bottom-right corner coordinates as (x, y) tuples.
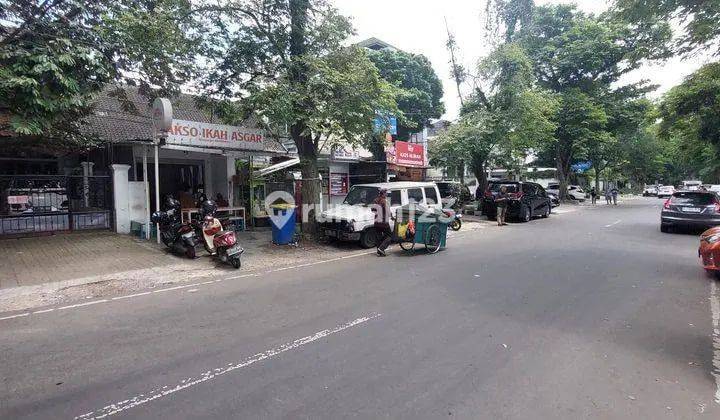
(0, 216), (491, 312)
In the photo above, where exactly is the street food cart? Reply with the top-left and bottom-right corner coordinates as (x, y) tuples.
(393, 204), (449, 254)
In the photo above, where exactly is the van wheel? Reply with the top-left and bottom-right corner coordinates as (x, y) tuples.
(360, 228), (378, 249)
(541, 204), (550, 218)
(520, 205), (531, 223)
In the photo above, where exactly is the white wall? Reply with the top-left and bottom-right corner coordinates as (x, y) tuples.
(128, 181), (148, 223)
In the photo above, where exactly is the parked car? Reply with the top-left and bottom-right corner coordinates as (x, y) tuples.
(681, 180), (703, 191)
(660, 191), (720, 233)
(546, 184), (586, 201)
(436, 181), (472, 210)
(480, 180), (552, 222)
(699, 226), (720, 277)
(657, 185), (676, 198)
(319, 182), (442, 248)
(643, 184), (659, 196)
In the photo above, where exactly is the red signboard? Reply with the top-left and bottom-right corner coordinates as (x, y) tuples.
(394, 141), (425, 167)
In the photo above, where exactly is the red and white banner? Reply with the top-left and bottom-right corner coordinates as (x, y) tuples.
(392, 141), (425, 167)
(167, 119), (266, 151)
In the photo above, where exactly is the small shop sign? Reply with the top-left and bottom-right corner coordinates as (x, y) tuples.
(387, 140), (425, 167)
(330, 146), (360, 161)
(167, 119), (266, 151)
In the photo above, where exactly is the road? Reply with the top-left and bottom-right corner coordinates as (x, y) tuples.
(1, 198), (719, 419)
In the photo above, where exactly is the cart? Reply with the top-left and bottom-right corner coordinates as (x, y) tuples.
(394, 205), (449, 254)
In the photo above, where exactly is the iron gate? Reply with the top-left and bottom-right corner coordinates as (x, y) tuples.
(0, 175), (113, 236)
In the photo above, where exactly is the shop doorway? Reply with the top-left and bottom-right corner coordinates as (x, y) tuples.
(137, 162), (204, 211)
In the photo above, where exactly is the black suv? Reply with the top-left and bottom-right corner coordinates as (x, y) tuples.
(480, 180), (552, 222)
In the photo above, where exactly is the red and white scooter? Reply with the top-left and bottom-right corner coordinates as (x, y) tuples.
(201, 208), (244, 269)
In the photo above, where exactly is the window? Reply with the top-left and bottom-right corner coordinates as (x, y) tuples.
(670, 192), (716, 205)
(424, 187), (439, 204)
(407, 188), (424, 204)
(344, 187), (379, 205)
(389, 190), (402, 206)
(536, 185), (547, 197)
(521, 183), (536, 195)
(489, 183), (518, 193)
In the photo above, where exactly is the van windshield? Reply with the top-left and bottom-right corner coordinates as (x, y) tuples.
(344, 186), (379, 205)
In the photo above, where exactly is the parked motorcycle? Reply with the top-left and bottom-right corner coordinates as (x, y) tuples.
(443, 209), (463, 231)
(200, 200), (244, 269)
(151, 197), (198, 259)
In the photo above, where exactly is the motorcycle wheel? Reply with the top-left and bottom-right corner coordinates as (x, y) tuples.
(230, 256), (241, 269)
(450, 219), (462, 231)
(185, 245), (196, 259)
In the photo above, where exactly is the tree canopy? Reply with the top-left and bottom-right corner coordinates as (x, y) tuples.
(367, 49), (444, 138)
(0, 0), (200, 144)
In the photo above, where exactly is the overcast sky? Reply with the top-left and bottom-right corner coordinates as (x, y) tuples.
(333, 0), (711, 120)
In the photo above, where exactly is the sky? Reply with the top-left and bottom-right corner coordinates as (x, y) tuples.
(332, 0), (711, 120)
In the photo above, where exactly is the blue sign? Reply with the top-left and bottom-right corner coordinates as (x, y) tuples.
(374, 115), (397, 135)
(571, 161), (592, 173)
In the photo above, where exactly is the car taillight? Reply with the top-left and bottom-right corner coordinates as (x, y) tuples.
(663, 199), (671, 209)
(515, 191), (524, 199)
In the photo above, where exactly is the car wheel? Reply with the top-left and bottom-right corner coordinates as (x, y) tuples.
(359, 228), (378, 249)
(541, 204), (550, 218)
(520, 205), (531, 223)
(660, 224), (670, 233)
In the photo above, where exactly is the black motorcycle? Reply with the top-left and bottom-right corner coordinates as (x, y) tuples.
(151, 198), (198, 259)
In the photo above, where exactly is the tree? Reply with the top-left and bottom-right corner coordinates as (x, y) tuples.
(516, 4), (671, 198)
(202, 0), (398, 232)
(613, 0), (720, 56)
(659, 62), (720, 181)
(432, 43), (557, 193)
(0, 0), (201, 146)
(367, 49), (444, 139)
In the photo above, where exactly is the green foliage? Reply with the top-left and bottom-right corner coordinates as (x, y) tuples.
(202, 0), (399, 150)
(613, 0), (720, 55)
(432, 43), (557, 185)
(659, 62), (720, 181)
(0, 0), (201, 145)
(367, 49), (444, 136)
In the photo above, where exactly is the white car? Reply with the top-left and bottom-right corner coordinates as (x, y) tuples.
(547, 184), (586, 201)
(319, 182), (442, 248)
(657, 185), (676, 198)
(643, 185), (658, 196)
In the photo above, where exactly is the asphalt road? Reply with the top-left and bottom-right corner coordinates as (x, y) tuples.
(1, 198), (719, 419)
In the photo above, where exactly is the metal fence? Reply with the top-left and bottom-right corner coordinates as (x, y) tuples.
(0, 175), (113, 236)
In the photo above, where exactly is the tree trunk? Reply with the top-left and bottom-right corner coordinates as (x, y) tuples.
(458, 160), (466, 184)
(556, 145), (571, 201)
(470, 156), (488, 198)
(288, 0), (319, 234)
(594, 166), (601, 192)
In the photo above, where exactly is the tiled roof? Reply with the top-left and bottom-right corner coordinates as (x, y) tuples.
(82, 87), (288, 154)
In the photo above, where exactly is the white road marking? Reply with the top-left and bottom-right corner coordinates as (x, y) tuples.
(710, 281), (720, 404)
(74, 314), (381, 419)
(0, 312), (30, 321)
(57, 300), (108, 310)
(33, 308), (55, 314)
(604, 220), (622, 228)
(111, 291), (152, 300)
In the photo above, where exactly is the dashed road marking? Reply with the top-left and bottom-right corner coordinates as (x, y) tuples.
(604, 220), (622, 228)
(74, 314), (381, 419)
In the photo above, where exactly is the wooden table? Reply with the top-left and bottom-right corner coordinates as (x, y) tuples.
(181, 206), (246, 230)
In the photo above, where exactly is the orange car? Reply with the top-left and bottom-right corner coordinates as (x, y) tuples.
(699, 226), (720, 274)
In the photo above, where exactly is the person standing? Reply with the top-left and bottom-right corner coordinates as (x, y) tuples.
(605, 187), (612, 205)
(496, 186), (509, 226)
(611, 186), (619, 205)
(372, 189), (394, 257)
(590, 187), (597, 205)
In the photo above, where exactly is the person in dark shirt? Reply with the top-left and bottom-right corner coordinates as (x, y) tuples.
(372, 189), (394, 257)
(496, 186), (509, 226)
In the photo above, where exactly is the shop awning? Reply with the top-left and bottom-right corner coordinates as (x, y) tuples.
(253, 157), (300, 178)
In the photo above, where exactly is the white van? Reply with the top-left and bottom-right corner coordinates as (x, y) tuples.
(319, 182), (442, 248)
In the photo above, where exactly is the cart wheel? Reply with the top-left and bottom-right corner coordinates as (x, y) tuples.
(424, 224), (442, 254)
(399, 239), (415, 251)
